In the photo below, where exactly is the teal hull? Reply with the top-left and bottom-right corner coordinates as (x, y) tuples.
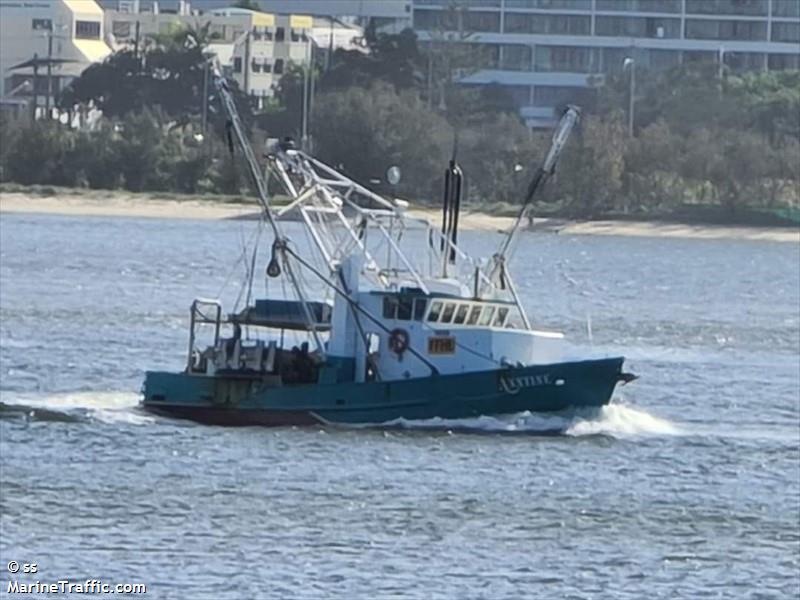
(142, 357), (629, 426)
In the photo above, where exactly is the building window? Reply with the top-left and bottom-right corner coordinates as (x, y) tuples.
(252, 60), (262, 73)
(772, 22), (800, 44)
(273, 58), (284, 74)
(263, 59), (272, 73)
(75, 20), (101, 39)
(475, 43), (500, 68)
(535, 46), (597, 72)
(505, 0), (591, 8)
(683, 50), (717, 64)
(685, 0), (767, 16)
(595, 16), (680, 37)
(773, 0), (800, 18)
(647, 49), (681, 69)
(723, 52), (765, 72)
(685, 19), (767, 41)
(415, 0), (501, 5)
(112, 21), (131, 37)
(290, 28), (308, 42)
(596, 0), (681, 11)
(500, 44), (531, 71)
(413, 8), (500, 32)
(32, 18), (52, 31)
(505, 13), (590, 35)
(507, 85), (531, 106)
(768, 53), (800, 70)
(275, 27), (285, 42)
(233, 57), (242, 73)
(463, 11), (500, 32)
(600, 47), (629, 72)
(533, 85), (592, 107)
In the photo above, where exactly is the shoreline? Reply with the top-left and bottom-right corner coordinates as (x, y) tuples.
(1, 191), (798, 243)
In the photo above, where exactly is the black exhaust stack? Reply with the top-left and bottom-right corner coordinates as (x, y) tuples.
(441, 153), (463, 265)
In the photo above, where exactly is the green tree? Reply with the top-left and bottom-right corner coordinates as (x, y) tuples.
(623, 119), (687, 212)
(312, 82), (452, 200)
(458, 112), (538, 205)
(4, 121), (75, 186)
(59, 24), (252, 132)
(555, 112), (628, 217)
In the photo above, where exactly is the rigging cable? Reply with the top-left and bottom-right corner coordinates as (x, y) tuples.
(282, 245), (440, 376)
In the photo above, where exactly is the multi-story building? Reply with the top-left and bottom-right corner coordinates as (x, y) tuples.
(105, 4), (314, 106)
(105, 2), (362, 106)
(412, 0), (800, 127)
(0, 0), (112, 115)
(251, 0), (412, 32)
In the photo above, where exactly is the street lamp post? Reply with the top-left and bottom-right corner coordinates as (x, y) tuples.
(43, 24), (68, 119)
(623, 56), (635, 137)
(45, 33), (53, 116)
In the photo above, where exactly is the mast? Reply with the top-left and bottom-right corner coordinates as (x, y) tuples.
(212, 68), (326, 356)
(212, 68), (280, 240)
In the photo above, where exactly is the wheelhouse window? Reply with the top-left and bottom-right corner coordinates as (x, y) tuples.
(453, 304), (469, 325)
(397, 297), (413, 320)
(479, 306), (495, 326)
(383, 296), (398, 319)
(422, 300), (515, 327)
(385, 296), (426, 321)
(440, 303), (456, 324)
(75, 20), (101, 39)
(427, 301), (442, 322)
(413, 298), (427, 321)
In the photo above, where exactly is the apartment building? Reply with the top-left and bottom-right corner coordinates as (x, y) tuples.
(412, 0), (800, 126)
(105, 2), (363, 106)
(105, 4), (314, 106)
(0, 0), (112, 113)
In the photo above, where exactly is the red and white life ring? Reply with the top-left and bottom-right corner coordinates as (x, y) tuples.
(388, 328), (410, 355)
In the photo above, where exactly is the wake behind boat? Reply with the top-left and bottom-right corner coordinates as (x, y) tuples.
(141, 69), (636, 427)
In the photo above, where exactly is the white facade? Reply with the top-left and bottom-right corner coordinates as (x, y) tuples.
(105, 6), (314, 104)
(105, 5), (361, 104)
(0, 0), (112, 110)
(412, 0), (800, 127)
(253, 1), (411, 19)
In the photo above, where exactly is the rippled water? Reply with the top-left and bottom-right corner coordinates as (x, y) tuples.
(1, 213), (798, 599)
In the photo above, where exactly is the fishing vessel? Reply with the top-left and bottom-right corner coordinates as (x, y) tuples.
(141, 71), (636, 426)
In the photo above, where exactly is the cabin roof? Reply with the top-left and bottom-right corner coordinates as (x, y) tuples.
(368, 289), (515, 305)
(231, 299), (332, 331)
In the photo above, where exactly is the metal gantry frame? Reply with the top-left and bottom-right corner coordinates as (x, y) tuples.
(268, 148), (501, 298)
(212, 71), (580, 345)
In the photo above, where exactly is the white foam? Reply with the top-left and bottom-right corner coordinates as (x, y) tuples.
(565, 403), (679, 437)
(0, 390), (151, 425)
(375, 403), (679, 438)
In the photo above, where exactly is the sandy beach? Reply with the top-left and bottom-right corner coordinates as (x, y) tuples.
(1, 191), (798, 243)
